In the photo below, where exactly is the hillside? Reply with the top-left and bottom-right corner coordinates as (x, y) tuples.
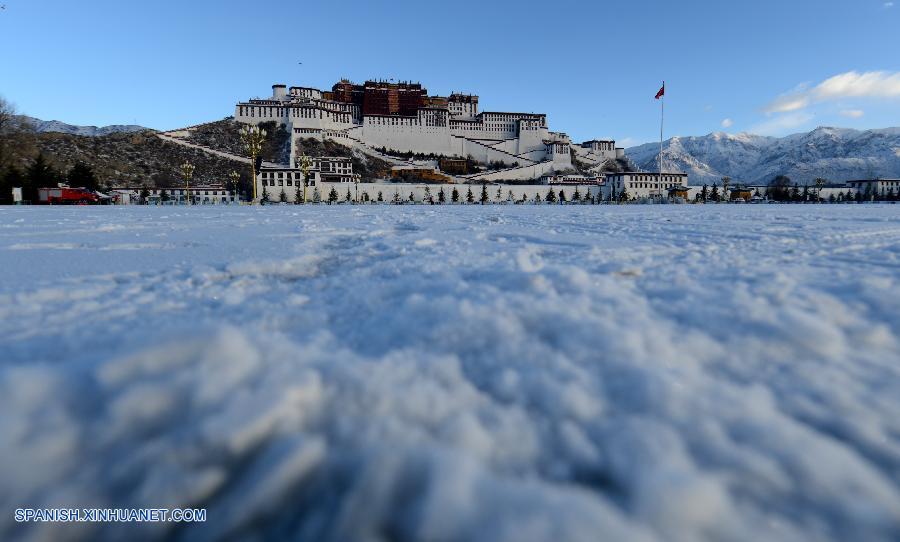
(7, 129), (249, 187)
(627, 127), (900, 185)
(4, 117), (393, 188)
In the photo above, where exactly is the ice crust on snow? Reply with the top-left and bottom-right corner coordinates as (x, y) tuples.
(0, 205), (899, 541)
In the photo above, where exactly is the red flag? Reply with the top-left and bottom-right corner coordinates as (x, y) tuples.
(655, 83), (665, 100)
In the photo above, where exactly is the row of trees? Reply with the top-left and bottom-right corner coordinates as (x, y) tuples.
(259, 184), (628, 205)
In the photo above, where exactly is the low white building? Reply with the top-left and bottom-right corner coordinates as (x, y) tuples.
(604, 172), (689, 200)
(110, 186), (238, 205)
(256, 157), (358, 202)
(539, 173), (605, 185)
(846, 179), (900, 199)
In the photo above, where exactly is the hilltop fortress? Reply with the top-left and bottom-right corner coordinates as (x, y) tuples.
(235, 80), (625, 181)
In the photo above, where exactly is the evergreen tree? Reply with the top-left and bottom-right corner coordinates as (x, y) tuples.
(573, 187), (581, 202)
(466, 187), (474, 203)
(480, 184), (488, 204)
(346, 188), (352, 202)
(328, 187), (339, 203)
(507, 189), (514, 203)
(829, 193), (836, 204)
(533, 192), (542, 204)
(377, 191), (383, 202)
(26, 153), (56, 187)
(160, 189), (169, 202)
(451, 187), (459, 203)
(710, 184), (720, 202)
(140, 187), (151, 205)
(25, 153), (57, 203)
(261, 185), (269, 204)
(768, 175), (792, 201)
(294, 186), (303, 204)
(424, 186), (432, 204)
(313, 188), (322, 203)
(408, 192), (415, 203)
(546, 189), (557, 203)
(496, 186), (502, 202)
(558, 190), (566, 204)
(279, 189), (288, 203)
(619, 187), (629, 202)
(802, 185), (810, 202)
(438, 187), (446, 203)
(66, 162), (98, 191)
(392, 191), (401, 204)
(790, 185), (800, 202)
(0, 165), (21, 204)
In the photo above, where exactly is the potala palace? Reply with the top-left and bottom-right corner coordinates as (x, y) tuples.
(235, 80), (625, 183)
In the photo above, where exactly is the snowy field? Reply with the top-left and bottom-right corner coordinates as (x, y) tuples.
(1, 204), (899, 542)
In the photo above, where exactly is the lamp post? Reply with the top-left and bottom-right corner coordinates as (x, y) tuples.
(354, 177), (359, 203)
(240, 125), (266, 203)
(228, 170), (240, 203)
(299, 154), (312, 203)
(180, 162), (194, 205)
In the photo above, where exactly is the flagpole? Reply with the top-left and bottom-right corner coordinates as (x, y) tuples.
(659, 81), (664, 201)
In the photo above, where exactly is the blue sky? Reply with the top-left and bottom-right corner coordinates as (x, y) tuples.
(1, 0), (899, 145)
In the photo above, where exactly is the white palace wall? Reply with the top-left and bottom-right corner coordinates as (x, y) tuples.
(235, 84), (623, 182)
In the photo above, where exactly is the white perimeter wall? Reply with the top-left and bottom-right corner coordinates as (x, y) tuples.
(261, 181), (602, 203)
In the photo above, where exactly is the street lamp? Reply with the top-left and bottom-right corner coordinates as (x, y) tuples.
(180, 162), (194, 205)
(240, 125), (266, 203)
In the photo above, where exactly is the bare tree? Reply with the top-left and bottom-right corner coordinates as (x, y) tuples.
(0, 96), (16, 168)
(0, 96), (34, 170)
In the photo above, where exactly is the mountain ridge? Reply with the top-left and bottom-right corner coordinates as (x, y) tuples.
(18, 115), (151, 137)
(626, 126), (900, 185)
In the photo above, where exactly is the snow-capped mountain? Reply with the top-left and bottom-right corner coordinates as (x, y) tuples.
(19, 116), (150, 137)
(626, 127), (900, 185)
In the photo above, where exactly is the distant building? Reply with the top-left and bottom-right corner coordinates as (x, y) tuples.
(390, 165), (453, 183)
(667, 185), (691, 201)
(579, 140), (622, 161)
(605, 172), (689, 199)
(728, 186), (753, 202)
(109, 186), (237, 205)
(539, 173), (605, 185)
(256, 157), (358, 202)
(439, 158), (468, 175)
(846, 179), (900, 199)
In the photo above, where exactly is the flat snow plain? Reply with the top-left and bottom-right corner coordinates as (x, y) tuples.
(1, 204), (899, 542)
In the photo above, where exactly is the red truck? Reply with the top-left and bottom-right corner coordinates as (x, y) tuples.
(38, 187), (100, 205)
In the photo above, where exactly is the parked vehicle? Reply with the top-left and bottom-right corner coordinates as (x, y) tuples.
(38, 187), (100, 205)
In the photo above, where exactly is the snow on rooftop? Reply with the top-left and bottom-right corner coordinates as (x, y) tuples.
(0, 205), (899, 541)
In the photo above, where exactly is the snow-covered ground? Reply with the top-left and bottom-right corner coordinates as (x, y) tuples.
(1, 204), (899, 542)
